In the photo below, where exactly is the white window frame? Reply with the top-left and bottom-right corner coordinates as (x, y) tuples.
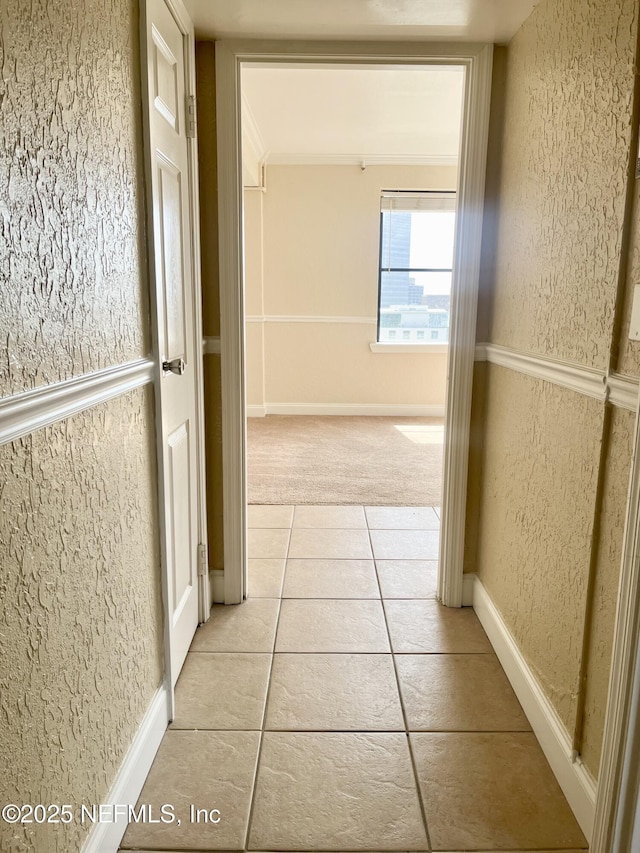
(376, 190), (456, 348)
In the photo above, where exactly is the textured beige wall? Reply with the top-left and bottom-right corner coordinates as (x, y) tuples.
(464, 362), (487, 575)
(489, 0), (637, 370)
(476, 47), (507, 345)
(581, 406), (635, 777)
(476, 366), (602, 733)
(470, 0), (639, 785)
(195, 42), (224, 569)
(0, 3), (166, 850)
(196, 41), (221, 340)
(204, 355), (224, 572)
(464, 48), (507, 572)
(247, 164), (455, 408)
(0, 0), (149, 396)
(0, 388), (163, 853)
(617, 178), (640, 377)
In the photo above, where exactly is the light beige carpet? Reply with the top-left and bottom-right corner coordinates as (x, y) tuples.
(247, 416), (444, 506)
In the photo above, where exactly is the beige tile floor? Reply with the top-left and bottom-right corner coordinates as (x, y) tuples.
(120, 505), (587, 853)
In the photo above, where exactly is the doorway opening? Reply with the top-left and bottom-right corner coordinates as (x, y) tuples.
(239, 61), (463, 599)
(215, 41), (493, 607)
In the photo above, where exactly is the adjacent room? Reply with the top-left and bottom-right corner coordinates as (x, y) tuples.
(241, 63), (463, 516)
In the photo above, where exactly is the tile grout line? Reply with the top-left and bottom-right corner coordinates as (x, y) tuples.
(243, 517), (292, 853)
(366, 510), (434, 853)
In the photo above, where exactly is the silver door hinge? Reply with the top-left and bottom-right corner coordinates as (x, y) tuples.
(186, 94), (197, 139)
(197, 542), (208, 577)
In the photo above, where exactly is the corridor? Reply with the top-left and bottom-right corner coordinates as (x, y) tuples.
(119, 505), (587, 851)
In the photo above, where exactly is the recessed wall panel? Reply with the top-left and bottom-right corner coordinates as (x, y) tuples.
(168, 421), (193, 619)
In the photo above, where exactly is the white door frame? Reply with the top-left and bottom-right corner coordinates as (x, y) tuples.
(140, 0), (209, 705)
(215, 39), (493, 606)
(591, 393), (640, 851)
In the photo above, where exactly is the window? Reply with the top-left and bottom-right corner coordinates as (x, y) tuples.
(377, 191), (456, 344)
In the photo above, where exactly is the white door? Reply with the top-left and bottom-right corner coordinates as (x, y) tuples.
(145, 0), (200, 686)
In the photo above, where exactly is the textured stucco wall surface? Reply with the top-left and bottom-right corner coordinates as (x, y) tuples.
(470, 0), (640, 783)
(0, 388), (163, 853)
(195, 42), (224, 571)
(464, 362), (487, 575)
(476, 365), (602, 733)
(581, 406), (634, 777)
(204, 355), (224, 572)
(489, 0), (637, 370)
(195, 41), (220, 341)
(618, 178), (640, 377)
(0, 0), (148, 395)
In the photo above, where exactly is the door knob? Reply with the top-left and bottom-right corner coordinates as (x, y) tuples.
(162, 357), (186, 375)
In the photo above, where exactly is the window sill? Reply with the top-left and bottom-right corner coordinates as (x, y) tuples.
(369, 342), (448, 354)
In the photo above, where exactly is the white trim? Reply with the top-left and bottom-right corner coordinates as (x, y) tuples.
(216, 40), (248, 605)
(247, 404), (267, 417)
(265, 152), (458, 167)
(470, 575), (596, 842)
(246, 314), (376, 325)
(81, 685), (170, 853)
(210, 568), (225, 605)
(607, 374), (639, 412)
(140, 0), (175, 712)
(181, 0), (211, 624)
(477, 342), (606, 401)
(475, 343), (639, 411)
(592, 391), (640, 852)
(369, 342), (448, 354)
(141, 0), (208, 698)
(0, 359), (154, 447)
(438, 43), (493, 608)
(217, 39), (495, 612)
(203, 336), (221, 355)
(247, 402), (445, 417)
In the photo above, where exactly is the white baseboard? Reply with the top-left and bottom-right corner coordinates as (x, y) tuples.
(247, 403), (445, 417)
(210, 568), (225, 604)
(470, 575), (596, 842)
(82, 685), (170, 853)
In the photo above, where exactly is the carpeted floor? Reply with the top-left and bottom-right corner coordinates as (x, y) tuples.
(247, 415), (444, 506)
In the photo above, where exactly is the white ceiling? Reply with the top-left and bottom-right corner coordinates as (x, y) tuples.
(241, 65), (465, 166)
(184, 0), (538, 45)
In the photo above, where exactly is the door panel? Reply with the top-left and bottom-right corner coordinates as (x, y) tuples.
(158, 161), (186, 361)
(146, 0), (200, 688)
(151, 25), (180, 131)
(168, 421), (193, 620)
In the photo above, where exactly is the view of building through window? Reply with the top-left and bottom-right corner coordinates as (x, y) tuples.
(377, 192), (456, 343)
